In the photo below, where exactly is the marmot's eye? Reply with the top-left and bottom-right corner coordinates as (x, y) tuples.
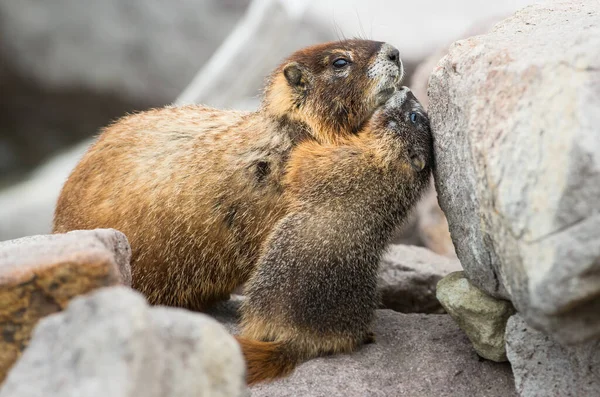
(332, 58), (349, 68)
(410, 112), (418, 124)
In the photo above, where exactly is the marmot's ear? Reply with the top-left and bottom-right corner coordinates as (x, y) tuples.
(283, 62), (307, 89)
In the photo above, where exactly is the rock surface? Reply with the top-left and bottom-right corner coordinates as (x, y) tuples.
(506, 314), (600, 397)
(378, 245), (462, 313)
(213, 301), (516, 397)
(437, 272), (515, 362)
(414, 182), (456, 257)
(405, 16), (508, 259)
(0, 287), (247, 397)
(0, 229), (131, 382)
(428, 0), (600, 344)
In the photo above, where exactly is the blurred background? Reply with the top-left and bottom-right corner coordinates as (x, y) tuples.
(0, 0), (537, 241)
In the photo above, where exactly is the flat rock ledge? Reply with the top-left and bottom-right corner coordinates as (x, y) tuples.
(209, 299), (516, 397)
(0, 229), (131, 382)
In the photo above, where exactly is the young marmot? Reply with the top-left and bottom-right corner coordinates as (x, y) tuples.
(53, 40), (404, 310)
(236, 87), (433, 385)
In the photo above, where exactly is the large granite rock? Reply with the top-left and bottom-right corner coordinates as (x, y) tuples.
(428, 0), (600, 344)
(437, 272), (515, 362)
(406, 16), (510, 259)
(0, 229), (131, 382)
(506, 314), (600, 397)
(0, 287), (247, 397)
(378, 245), (462, 313)
(209, 300), (515, 397)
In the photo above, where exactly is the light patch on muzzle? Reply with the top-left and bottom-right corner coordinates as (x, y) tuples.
(367, 43), (404, 92)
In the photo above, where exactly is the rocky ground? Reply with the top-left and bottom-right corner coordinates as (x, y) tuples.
(0, 229), (517, 397)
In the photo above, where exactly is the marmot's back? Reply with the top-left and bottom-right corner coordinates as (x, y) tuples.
(54, 105), (292, 308)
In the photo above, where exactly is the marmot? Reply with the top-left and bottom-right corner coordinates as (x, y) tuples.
(236, 87), (433, 385)
(53, 39), (404, 310)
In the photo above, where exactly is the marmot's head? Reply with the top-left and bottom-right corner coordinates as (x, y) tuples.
(367, 87), (433, 182)
(264, 39), (403, 144)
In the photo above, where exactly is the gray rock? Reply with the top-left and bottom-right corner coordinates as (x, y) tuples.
(0, 287), (247, 397)
(0, 229), (131, 382)
(437, 272), (515, 362)
(247, 310), (516, 397)
(414, 182), (457, 257)
(0, 228), (131, 286)
(428, 0), (600, 344)
(378, 245), (462, 313)
(402, 16), (508, 258)
(506, 314), (600, 397)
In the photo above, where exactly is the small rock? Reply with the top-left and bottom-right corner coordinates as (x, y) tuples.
(0, 229), (131, 382)
(437, 271), (515, 362)
(248, 310), (516, 397)
(0, 286), (247, 397)
(378, 245), (462, 313)
(506, 314), (600, 397)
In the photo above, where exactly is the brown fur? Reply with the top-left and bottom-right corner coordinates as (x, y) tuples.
(238, 88), (433, 384)
(234, 337), (296, 384)
(53, 39), (403, 310)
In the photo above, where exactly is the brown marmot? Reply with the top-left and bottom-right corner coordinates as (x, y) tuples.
(53, 39), (404, 310)
(236, 87), (433, 385)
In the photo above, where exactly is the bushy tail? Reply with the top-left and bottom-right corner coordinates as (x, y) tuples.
(235, 336), (298, 385)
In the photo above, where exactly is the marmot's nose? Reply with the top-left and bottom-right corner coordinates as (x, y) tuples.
(387, 48), (400, 67)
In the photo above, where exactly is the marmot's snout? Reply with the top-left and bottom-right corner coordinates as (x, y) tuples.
(370, 43), (404, 106)
(377, 43), (404, 82)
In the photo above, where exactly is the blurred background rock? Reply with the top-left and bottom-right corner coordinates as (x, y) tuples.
(0, 0), (536, 241)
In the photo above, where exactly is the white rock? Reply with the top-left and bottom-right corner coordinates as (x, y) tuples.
(0, 287), (247, 397)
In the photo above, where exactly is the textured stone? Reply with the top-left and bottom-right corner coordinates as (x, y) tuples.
(209, 300), (515, 397)
(0, 229), (131, 382)
(378, 245), (462, 313)
(406, 16), (508, 259)
(414, 182), (456, 257)
(506, 314), (600, 397)
(428, 0), (600, 344)
(0, 287), (247, 397)
(437, 272), (515, 362)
